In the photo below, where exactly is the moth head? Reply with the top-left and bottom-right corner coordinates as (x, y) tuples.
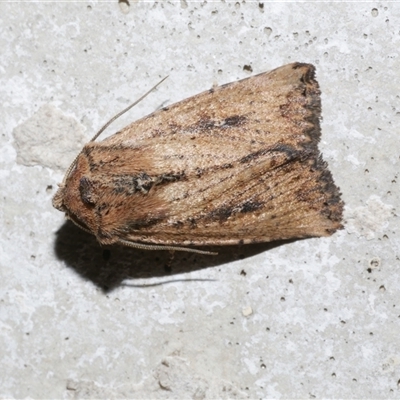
(52, 153), (99, 236)
(52, 184), (67, 212)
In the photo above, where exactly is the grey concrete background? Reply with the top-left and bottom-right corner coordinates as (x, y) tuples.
(1, 1), (399, 398)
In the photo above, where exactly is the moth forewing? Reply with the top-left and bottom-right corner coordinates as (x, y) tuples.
(53, 63), (344, 252)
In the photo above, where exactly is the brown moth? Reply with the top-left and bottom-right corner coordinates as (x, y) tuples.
(53, 63), (344, 254)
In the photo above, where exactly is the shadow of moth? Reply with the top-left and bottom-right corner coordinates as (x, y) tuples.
(53, 63), (344, 254)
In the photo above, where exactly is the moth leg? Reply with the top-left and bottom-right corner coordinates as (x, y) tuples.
(164, 250), (175, 273)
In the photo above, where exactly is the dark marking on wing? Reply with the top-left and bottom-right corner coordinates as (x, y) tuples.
(79, 177), (96, 205)
(198, 118), (216, 129)
(239, 144), (309, 165)
(202, 199), (264, 224)
(111, 171), (186, 195)
(206, 205), (233, 222)
(239, 200), (264, 213)
(123, 217), (165, 231)
(239, 149), (269, 164)
(222, 115), (246, 127)
(183, 115), (248, 134)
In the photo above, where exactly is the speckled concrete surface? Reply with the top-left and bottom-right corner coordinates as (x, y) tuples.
(1, 2), (399, 399)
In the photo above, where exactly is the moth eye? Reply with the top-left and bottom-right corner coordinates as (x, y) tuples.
(79, 176), (96, 205)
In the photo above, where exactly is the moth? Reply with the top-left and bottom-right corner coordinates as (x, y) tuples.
(53, 63), (344, 254)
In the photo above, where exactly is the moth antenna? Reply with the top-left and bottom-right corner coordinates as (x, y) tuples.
(67, 214), (214, 255)
(66, 213), (94, 234)
(89, 75), (169, 143)
(60, 76), (169, 186)
(117, 239), (218, 255)
(65, 214), (216, 255)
